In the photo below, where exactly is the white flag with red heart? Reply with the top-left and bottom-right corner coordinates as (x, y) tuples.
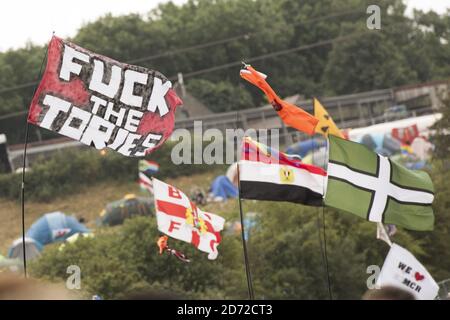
(376, 243), (439, 300)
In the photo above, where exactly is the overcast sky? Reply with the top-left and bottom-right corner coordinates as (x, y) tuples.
(0, 0), (448, 52)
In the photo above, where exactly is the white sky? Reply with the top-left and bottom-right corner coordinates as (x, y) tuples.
(0, 0), (448, 52)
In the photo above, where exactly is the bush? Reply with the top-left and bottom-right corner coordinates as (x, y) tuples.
(30, 216), (247, 299)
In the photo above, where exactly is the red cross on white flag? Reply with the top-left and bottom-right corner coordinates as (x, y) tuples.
(153, 178), (225, 260)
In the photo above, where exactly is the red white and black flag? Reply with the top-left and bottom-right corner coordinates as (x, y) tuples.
(153, 178), (225, 260)
(239, 137), (326, 206)
(28, 36), (182, 157)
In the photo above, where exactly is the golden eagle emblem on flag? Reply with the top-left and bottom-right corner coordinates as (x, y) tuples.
(279, 166), (295, 184)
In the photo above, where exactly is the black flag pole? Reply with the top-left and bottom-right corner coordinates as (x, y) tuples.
(236, 161), (255, 300)
(20, 123), (30, 277)
(320, 129), (332, 300)
(234, 102), (255, 300)
(312, 97), (333, 300)
(20, 36), (50, 277)
(322, 207), (333, 300)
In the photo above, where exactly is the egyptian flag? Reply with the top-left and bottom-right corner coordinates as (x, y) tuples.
(239, 137), (326, 206)
(240, 64), (318, 135)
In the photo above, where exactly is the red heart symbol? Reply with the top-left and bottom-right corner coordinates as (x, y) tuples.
(415, 272), (425, 281)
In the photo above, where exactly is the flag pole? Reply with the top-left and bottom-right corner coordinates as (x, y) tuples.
(234, 90), (255, 300)
(20, 123), (30, 277)
(20, 35), (51, 277)
(312, 98), (333, 299)
(236, 161), (255, 300)
(321, 207), (333, 300)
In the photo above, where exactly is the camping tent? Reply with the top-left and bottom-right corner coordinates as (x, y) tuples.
(286, 139), (326, 158)
(8, 212), (89, 261)
(7, 237), (42, 262)
(97, 194), (154, 227)
(356, 133), (401, 156)
(25, 211), (89, 247)
(0, 254), (21, 269)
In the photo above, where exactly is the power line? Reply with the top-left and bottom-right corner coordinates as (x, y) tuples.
(0, 81), (38, 94)
(0, 110), (27, 120)
(0, 8), (363, 95)
(128, 33), (252, 64)
(129, 8), (362, 64)
(0, 30), (367, 104)
(168, 31), (369, 80)
(0, 31), (368, 119)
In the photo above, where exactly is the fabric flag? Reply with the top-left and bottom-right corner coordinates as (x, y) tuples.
(313, 98), (344, 138)
(239, 137), (326, 206)
(240, 64), (318, 135)
(392, 124), (419, 145)
(324, 135), (435, 231)
(139, 172), (153, 194)
(153, 178), (225, 260)
(139, 160), (159, 175)
(376, 243), (439, 300)
(28, 36), (183, 157)
(157, 235), (190, 263)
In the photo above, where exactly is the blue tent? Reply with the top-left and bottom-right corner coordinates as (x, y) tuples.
(357, 133), (401, 156)
(286, 139), (326, 158)
(25, 212), (90, 248)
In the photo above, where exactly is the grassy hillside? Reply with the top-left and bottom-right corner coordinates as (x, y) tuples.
(2, 158), (449, 299)
(0, 168), (224, 254)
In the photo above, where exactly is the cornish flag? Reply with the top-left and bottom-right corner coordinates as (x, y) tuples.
(239, 137), (326, 206)
(324, 136), (434, 231)
(153, 178), (225, 260)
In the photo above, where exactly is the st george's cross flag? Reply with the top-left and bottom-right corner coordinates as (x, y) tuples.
(324, 135), (435, 231)
(376, 243), (439, 300)
(153, 178), (225, 260)
(239, 137), (326, 206)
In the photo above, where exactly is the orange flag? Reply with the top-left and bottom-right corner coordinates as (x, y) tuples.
(240, 64), (319, 135)
(157, 235), (168, 254)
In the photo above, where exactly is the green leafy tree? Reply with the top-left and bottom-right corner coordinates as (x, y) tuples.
(187, 79), (254, 112)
